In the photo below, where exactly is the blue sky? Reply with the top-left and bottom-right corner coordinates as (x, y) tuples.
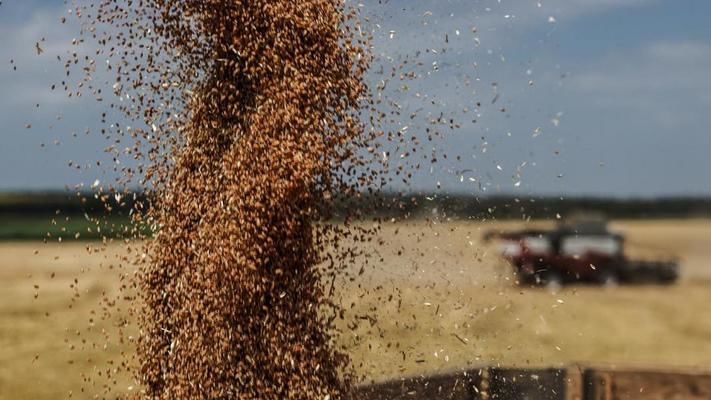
(1, 0), (710, 196)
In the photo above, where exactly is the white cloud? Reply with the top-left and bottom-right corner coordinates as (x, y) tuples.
(570, 40), (711, 97)
(646, 41), (711, 63)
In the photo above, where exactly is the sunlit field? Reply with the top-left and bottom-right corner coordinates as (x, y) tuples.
(2, 219), (710, 399)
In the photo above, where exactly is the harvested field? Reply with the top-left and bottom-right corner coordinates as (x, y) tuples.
(1, 219), (710, 399)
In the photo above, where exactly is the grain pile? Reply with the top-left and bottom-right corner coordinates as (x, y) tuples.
(70, 0), (377, 398)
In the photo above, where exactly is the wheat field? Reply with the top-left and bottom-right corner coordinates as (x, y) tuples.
(1, 219), (710, 399)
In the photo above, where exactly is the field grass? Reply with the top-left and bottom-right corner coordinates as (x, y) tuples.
(1, 219), (710, 399)
(0, 214), (138, 241)
(0, 192), (140, 240)
(0, 241), (137, 399)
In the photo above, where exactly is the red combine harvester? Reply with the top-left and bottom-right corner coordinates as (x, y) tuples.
(485, 217), (679, 287)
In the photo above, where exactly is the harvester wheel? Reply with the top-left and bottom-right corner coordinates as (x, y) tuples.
(598, 270), (619, 288)
(540, 271), (563, 292)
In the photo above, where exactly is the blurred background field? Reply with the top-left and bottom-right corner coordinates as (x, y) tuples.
(2, 215), (710, 399)
(344, 219), (711, 381)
